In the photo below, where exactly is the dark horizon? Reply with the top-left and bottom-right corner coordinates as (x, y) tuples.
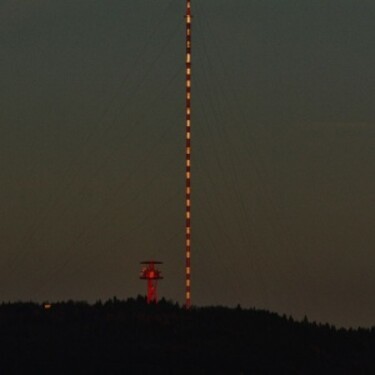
(1, 298), (374, 373)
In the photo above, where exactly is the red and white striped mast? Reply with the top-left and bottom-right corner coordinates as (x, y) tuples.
(185, 0), (192, 309)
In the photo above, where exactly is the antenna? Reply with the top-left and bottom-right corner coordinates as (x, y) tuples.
(185, 0), (192, 309)
(140, 261), (163, 303)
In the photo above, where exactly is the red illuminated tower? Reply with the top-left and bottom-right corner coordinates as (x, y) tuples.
(140, 261), (163, 303)
(185, 0), (192, 309)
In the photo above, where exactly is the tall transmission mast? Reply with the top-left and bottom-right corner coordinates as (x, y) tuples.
(185, 0), (192, 309)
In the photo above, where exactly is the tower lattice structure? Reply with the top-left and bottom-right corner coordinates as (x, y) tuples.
(185, 0), (192, 309)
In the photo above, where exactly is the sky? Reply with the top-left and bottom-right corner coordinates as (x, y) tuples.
(0, 0), (374, 328)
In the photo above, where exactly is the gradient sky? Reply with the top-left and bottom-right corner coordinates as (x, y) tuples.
(0, 0), (374, 328)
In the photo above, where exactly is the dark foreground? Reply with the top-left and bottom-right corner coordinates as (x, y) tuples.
(0, 298), (374, 374)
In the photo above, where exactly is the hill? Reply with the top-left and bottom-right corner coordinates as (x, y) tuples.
(0, 297), (374, 374)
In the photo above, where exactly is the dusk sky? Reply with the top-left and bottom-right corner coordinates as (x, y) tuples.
(0, 0), (374, 328)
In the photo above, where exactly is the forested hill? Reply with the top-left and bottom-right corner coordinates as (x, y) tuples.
(0, 297), (374, 374)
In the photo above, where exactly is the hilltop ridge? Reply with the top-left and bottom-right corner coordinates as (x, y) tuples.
(0, 297), (374, 374)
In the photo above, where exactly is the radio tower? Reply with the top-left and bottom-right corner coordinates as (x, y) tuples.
(185, 0), (192, 309)
(140, 261), (163, 304)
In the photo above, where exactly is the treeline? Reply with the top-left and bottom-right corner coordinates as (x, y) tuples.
(0, 297), (374, 374)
